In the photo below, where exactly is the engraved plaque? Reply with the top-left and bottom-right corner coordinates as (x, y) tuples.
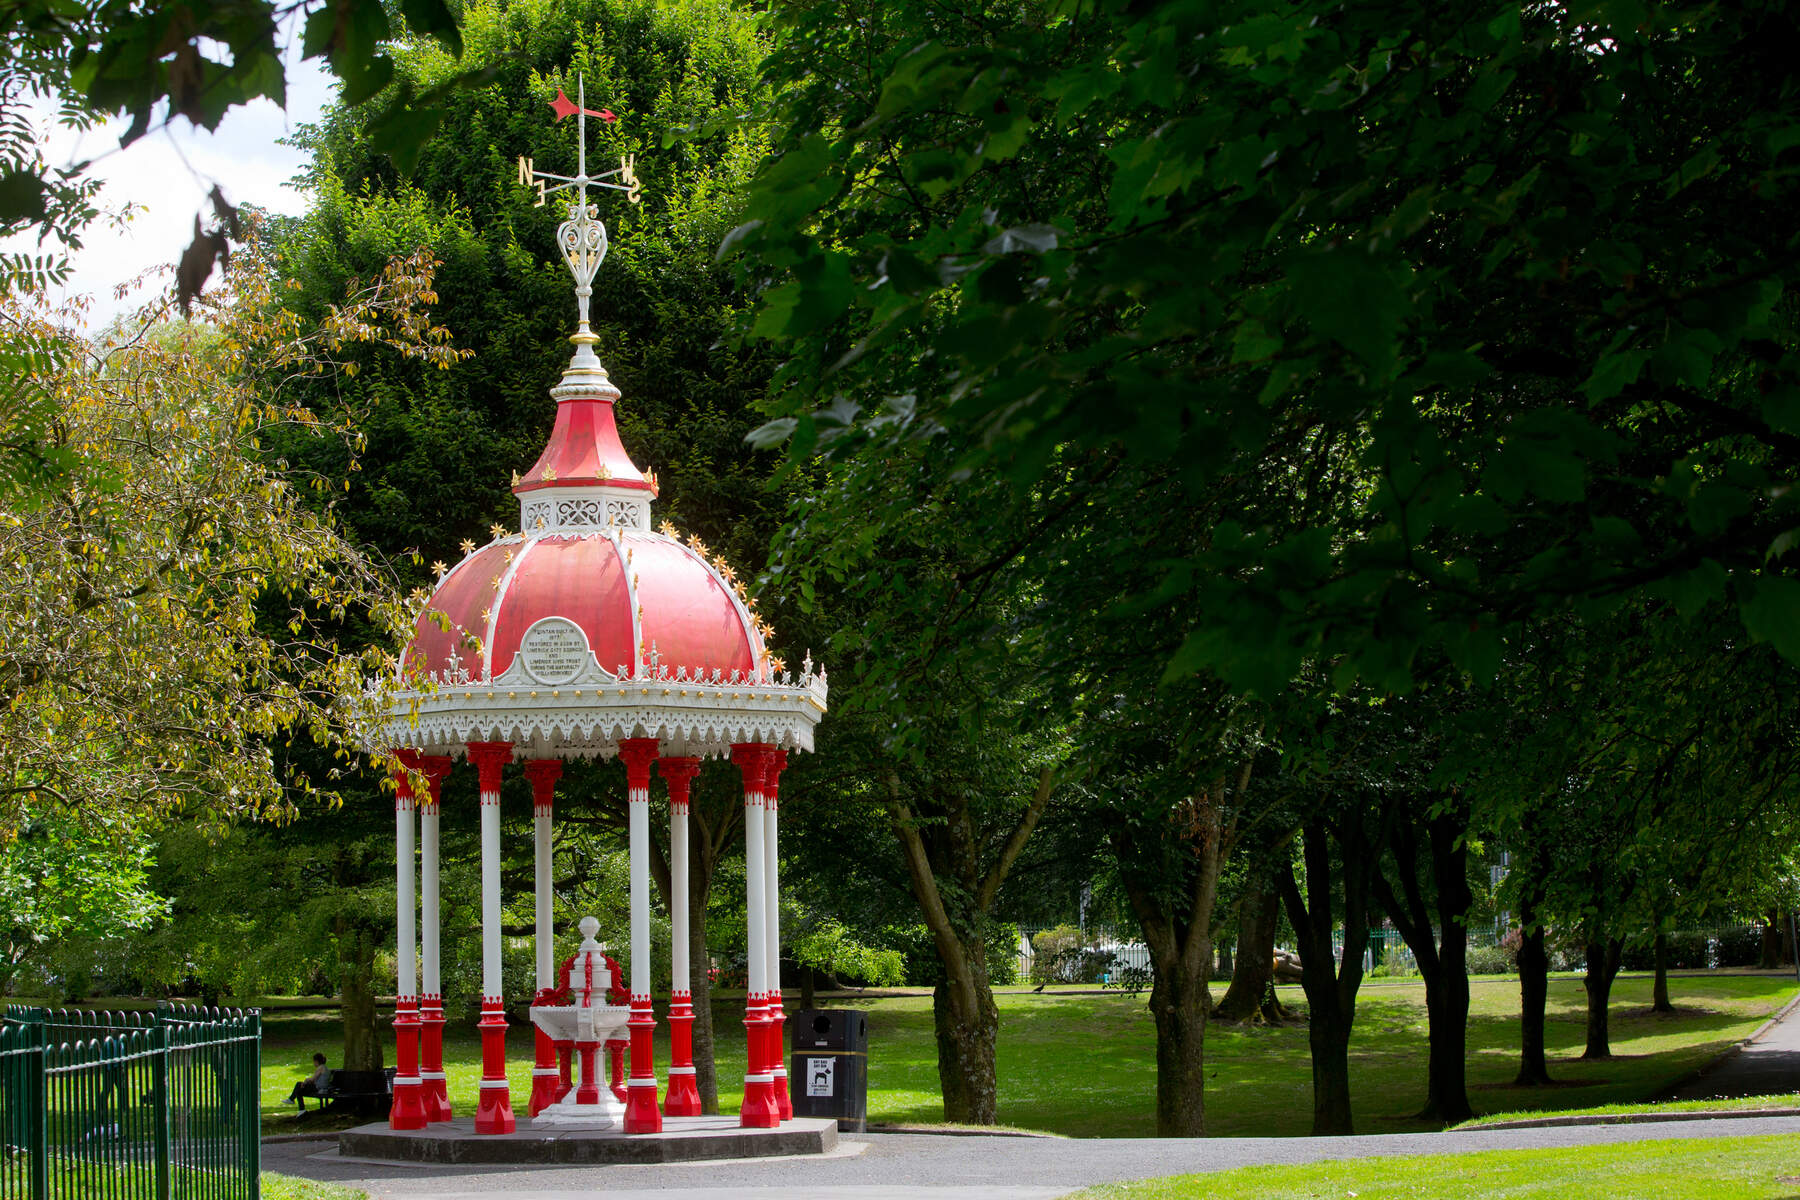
(518, 617), (590, 685)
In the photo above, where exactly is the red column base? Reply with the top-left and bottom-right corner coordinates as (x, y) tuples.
(389, 1077), (427, 1130)
(421, 1004), (452, 1122)
(529, 1021), (559, 1117)
(474, 1002), (515, 1135)
(666, 1002), (701, 1117)
(529, 1070), (562, 1117)
(766, 1005), (791, 1120)
(421, 1073), (451, 1123)
(739, 1076), (780, 1128)
(773, 1070), (793, 1121)
(390, 1003), (426, 1130)
(624, 1082), (663, 1133)
(664, 1068), (702, 1117)
(475, 1085), (516, 1135)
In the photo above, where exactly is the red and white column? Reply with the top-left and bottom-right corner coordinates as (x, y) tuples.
(764, 749), (791, 1120)
(618, 738), (663, 1133)
(731, 743), (780, 1127)
(524, 758), (564, 1117)
(389, 754), (427, 1130)
(418, 754), (454, 1122)
(658, 756), (703, 1117)
(467, 740), (516, 1135)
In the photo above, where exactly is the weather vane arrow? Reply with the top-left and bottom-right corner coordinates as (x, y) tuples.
(550, 88), (616, 124)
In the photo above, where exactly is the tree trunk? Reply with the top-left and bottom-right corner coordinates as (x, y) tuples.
(689, 893), (718, 1114)
(1420, 964), (1471, 1122)
(1652, 932), (1674, 1013)
(1515, 921), (1553, 1086)
(1147, 966), (1207, 1135)
(1581, 937), (1623, 1059)
(932, 970), (999, 1123)
(801, 965), (816, 1011)
(1372, 806), (1473, 1125)
(339, 920), (382, 1071)
(1279, 812), (1381, 1137)
(1215, 887), (1280, 1024)
(887, 767), (1053, 1126)
(1113, 764), (1243, 1136)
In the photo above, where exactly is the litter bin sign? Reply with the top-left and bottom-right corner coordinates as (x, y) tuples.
(789, 1009), (867, 1131)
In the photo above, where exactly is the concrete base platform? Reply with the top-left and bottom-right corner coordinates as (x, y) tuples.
(337, 1115), (838, 1165)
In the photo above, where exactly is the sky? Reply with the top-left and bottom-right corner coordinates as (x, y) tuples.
(5, 30), (336, 330)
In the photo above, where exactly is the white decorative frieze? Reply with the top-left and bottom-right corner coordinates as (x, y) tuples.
(518, 485), (651, 533)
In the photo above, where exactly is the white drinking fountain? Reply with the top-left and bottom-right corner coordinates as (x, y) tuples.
(529, 916), (631, 1128)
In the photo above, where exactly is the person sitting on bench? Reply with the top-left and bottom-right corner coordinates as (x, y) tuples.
(287, 1054), (329, 1111)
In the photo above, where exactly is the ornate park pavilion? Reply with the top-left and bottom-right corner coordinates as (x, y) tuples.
(376, 99), (827, 1136)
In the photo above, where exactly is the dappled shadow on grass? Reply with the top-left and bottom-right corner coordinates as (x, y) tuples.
(249, 974), (1795, 1140)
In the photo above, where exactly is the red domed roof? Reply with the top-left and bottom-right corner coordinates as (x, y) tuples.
(402, 530), (761, 686)
(389, 193), (819, 758)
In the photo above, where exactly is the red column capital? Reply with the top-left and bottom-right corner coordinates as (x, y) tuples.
(657, 756), (701, 811)
(390, 764), (416, 809)
(419, 755), (452, 814)
(730, 743), (774, 795)
(466, 741), (513, 795)
(618, 737), (660, 789)
(523, 757), (563, 814)
(765, 749), (788, 809)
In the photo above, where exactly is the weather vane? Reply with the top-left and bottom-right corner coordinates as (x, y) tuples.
(516, 75), (644, 337)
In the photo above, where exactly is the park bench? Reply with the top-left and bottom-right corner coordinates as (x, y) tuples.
(318, 1067), (395, 1115)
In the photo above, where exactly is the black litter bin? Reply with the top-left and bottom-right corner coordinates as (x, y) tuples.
(789, 1009), (867, 1131)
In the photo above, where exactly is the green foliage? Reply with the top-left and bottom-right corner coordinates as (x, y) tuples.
(0, 0), (477, 306)
(788, 914), (905, 989)
(1461, 944), (1515, 976)
(0, 245), (463, 836)
(728, 0), (1800, 697)
(0, 806), (166, 995)
(276, 0), (783, 582)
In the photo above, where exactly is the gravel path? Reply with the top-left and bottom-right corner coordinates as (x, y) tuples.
(266, 1115), (1800, 1199)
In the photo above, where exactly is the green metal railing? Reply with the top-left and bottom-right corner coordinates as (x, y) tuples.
(1, 1004), (260, 1200)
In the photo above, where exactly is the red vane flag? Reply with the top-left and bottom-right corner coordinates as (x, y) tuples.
(550, 89), (618, 123)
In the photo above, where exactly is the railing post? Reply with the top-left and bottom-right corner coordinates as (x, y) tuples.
(153, 1022), (171, 1200)
(27, 1017), (47, 1200)
(247, 1012), (263, 1197)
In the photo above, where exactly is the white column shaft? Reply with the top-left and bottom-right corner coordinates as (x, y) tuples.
(764, 802), (780, 1002)
(535, 808), (553, 991)
(670, 803), (690, 990)
(743, 794), (767, 999)
(630, 784), (650, 998)
(397, 794), (417, 1001)
(421, 802), (440, 998)
(481, 783), (502, 1000)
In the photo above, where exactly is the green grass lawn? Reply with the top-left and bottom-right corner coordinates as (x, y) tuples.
(1072, 1134), (1800, 1199)
(1458, 1093), (1800, 1128)
(256, 972), (1797, 1139)
(262, 1173), (367, 1199)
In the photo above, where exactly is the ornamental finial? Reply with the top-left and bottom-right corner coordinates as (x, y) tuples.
(515, 74), (645, 342)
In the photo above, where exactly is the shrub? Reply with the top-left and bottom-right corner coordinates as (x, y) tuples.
(883, 922), (1022, 987)
(1029, 924), (1115, 984)
(1464, 944), (1515, 975)
(1716, 925), (1764, 968)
